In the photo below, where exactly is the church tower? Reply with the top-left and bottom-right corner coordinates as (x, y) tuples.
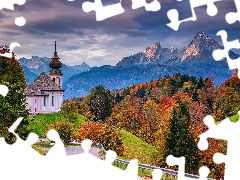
(49, 41), (63, 88)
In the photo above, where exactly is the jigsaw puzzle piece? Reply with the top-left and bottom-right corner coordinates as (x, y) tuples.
(131, 0), (161, 12)
(212, 30), (240, 78)
(166, 155), (185, 180)
(213, 150), (238, 179)
(225, 0), (240, 24)
(167, 0), (221, 31)
(0, 42), (21, 58)
(0, 0), (26, 26)
(46, 129), (66, 157)
(0, 0), (26, 10)
(124, 158), (138, 180)
(82, 0), (124, 21)
(198, 113), (240, 180)
(0, 85), (8, 97)
(198, 115), (240, 150)
(152, 169), (163, 180)
(198, 166), (210, 180)
(0, 117), (42, 180)
(167, 155), (210, 180)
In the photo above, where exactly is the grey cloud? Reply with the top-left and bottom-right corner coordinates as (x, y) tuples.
(0, 0), (238, 66)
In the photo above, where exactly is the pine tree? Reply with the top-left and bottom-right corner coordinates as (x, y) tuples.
(164, 100), (200, 174)
(0, 50), (30, 143)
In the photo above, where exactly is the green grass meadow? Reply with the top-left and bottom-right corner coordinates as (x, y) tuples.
(27, 113), (88, 138)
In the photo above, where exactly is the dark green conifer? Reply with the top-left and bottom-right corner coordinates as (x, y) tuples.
(164, 99), (200, 174)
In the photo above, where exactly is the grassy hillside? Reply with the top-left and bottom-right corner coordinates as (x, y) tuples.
(27, 113), (89, 138)
(120, 130), (160, 166)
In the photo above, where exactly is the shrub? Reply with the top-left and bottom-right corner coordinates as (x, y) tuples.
(49, 121), (75, 143)
(229, 113), (240, 122)
(76, 122), (124, 156)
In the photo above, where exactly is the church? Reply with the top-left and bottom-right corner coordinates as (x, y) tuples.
(24, 41), (64, 114)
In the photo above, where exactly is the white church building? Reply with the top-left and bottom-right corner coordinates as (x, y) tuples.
(25, 41), (64, 114)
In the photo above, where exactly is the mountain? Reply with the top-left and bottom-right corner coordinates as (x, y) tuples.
(62, 32), (239, 100)
(21, 65), (38, 84)
(18, 56), (91, 84)
(116, 42), (186, 67)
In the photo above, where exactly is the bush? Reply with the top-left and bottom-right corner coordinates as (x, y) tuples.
(76, 121), (124, 156)
(49, 121), (75, 143)
(229, 113), (240, 122)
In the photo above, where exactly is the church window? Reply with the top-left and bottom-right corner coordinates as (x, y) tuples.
(53, 78), (55, 82)
(52, 96), (54, 106)
(44, 97), (46, 106)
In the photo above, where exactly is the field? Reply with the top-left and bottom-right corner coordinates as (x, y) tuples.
(27, 113), (88, 138)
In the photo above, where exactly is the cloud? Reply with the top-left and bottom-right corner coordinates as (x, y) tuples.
(0, 0), (238, 66)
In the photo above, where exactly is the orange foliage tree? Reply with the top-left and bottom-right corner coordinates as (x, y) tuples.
(189, 101), (227, 179)
(212, 86), (240, 121)
(106, 96), (143, 136)
(76, 121), (124, 156)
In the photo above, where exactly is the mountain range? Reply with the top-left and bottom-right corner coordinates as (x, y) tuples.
(19, 32), (239, 100)
(18, 56), (91, 84)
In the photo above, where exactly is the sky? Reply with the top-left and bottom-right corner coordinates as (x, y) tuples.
(0, 0), (239, 66)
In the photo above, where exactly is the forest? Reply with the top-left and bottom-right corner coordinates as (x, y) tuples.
(1, 49), (238, 179)
(60, 70), (240, 179)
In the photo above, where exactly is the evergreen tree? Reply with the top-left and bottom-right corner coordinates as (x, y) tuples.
(88, 85), (114, 122)
(0, 51), (30, 143)
(164, 100), (200, 174)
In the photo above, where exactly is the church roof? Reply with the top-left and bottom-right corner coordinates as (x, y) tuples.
(25, 72), (63, 96)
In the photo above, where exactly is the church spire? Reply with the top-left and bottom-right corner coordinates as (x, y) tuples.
(49, 41), (62, 72)
(52, 41), (60, 60)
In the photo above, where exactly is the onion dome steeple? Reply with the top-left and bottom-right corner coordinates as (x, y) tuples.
(49, 41), (62, 75)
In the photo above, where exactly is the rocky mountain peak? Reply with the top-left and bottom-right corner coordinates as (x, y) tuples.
(144, 41), (161, 60)
(181, 32), (221, 61)
(192, 31), (217, 47)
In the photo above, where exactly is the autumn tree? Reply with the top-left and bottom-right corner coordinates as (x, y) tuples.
(88, 85), (114, 122)
(151, 96), (177, 165)
(212, 86), (240, 121)
(106, 96), (143, 136)
(189, 101), (227, 179)
(196, 78), (215, 114)
(164, 100), (200, 174)
(0, 49), (30, 143)
(76, 121), (124, 156)
(140, 99), (160, 144)
(221, 69), (240, 93)
(60, 99), (78, 122)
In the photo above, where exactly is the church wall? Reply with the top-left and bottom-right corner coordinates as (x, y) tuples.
(48, 91), (63, 113)
(26, 93), (63, 114)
